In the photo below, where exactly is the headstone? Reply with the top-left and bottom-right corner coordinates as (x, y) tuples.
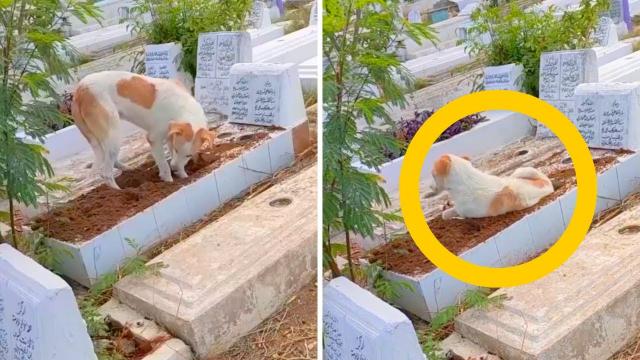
(573, 82), (640, 149)
(144, 42), (182, 79)
(195, 31), (252, 114)
(408, 8), (422, 23)
(592, 17), (618, 47)
(227, 62), (306, 127)
(0, 244), (96, 360)
(323, 277), (425, 360)
(537, 49), (599, 137)
(602, 0), (632, 34)
(248, 1), (271, 29)
(483, 63), (524, 91)
(310, 0), (318, 26)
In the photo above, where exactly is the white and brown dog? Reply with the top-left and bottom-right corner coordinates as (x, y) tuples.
(431, 154), (554, 219)
(71, 71), (215, 189)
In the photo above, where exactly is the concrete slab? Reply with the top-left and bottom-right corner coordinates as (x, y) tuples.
(144, 339), (193, 360)
(114, 165), (317, 359)
(456, 204), (640, 360)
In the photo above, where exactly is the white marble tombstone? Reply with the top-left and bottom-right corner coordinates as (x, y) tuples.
(484, 63), (524, 91)
(195, 31), (252, 115)
(323, 277), (425, 360)
(227, 62), (306, 127)
(603, 0), (632, 36)
(248, 1), (272, 29)
(592, 17), (619, 47)
(0, 244), (96, 360)
(537, 49), (599, 137)
(408, 8), (422, 23)
(574, 82), (640, 150)
(145, 42), (183, 80)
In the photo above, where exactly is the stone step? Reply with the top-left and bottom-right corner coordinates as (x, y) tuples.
(456, 204), (640, 360)
(114, 165), (317, 359)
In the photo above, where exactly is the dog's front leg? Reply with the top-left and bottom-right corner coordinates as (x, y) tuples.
(148, 137), (173, 183)
(442, 207), (460, 220)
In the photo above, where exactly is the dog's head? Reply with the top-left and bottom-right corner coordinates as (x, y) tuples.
(167, 121), (216, 168)
(431, 154), (472, 194)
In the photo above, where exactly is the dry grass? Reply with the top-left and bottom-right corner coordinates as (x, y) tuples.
(611, 333), (640, 360)
(209, 282), (317, 360)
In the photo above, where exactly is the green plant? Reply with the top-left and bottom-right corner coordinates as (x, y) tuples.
(364, 262), (413, 302)
(0, 0), (100, 247)
(323, 0), (436, 280)
(419, 288), (506, 359)
(128, 0), (253, 78)
(80, 238), (164, 355)
(464, 0), (609, 95)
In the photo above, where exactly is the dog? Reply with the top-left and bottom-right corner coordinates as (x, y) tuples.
(431, 154), (554, 219)
(71, 71), (216, 189)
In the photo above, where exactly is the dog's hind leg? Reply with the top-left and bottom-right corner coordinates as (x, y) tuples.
(71, 85), (122, 189)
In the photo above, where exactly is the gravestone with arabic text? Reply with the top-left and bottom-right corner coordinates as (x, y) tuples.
(484, 63), (524, 91)
(592, 17), (618, 47)
(0, 244), (96, 360)
(145, 42), (182, 80)
(574, 82), (640, 150)
(195, 31), (252, 115)
(323, 277), (425, 360)
(537, 49), (599, 137)
(248, 1), (271, 29)
(227, 62), (306, 127)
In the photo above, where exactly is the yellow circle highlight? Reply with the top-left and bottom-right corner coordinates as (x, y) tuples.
(399, 90), (597, 288)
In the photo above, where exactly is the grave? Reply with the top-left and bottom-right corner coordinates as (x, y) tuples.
(68, 23), (136, 57)
(537, 49), (599, 137)
(574, 82), (640, 150)
(402, 45), (473, 79)
(0, 244), (96, 359)
(456, 203), (640, 359)
(66, 0), (135, 35)
(227, 63), (307, 127)
(483, 63), (524, 91)
(145, 43), (183, 79)
(195, 31), (252, 115)
(253, 26), (318, 65)
(310, 0), (318, 26)
(299, 56), (319, 92)
(603, 0), (632, 35)
(408, 8), (422, 23)
(593, 17), (618, 47)
(247, 1), (271, 29)
(323, 277), (425, 360)
(115, 165), (317, 358)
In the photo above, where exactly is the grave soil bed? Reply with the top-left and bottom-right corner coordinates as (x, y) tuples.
(32, 132), (271, 243)
(368, 153), (625, 276)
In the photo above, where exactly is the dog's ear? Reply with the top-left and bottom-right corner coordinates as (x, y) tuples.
(167, 121), (194, 149)
(461, 155), (471, 161)
(193, 128), (216, 154)
(433, 155), (452, 177)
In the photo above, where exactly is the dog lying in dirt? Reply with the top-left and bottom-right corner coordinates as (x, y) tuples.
(70, 71), (216, 189)
(431, 154), (554, 219)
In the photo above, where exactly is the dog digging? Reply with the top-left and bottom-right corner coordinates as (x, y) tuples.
(31, 132), (270, 243)
(367, 154), (622, 276)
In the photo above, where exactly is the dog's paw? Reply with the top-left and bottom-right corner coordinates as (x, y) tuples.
(159, 172), (174, 183)
(176, 170), (189, 179)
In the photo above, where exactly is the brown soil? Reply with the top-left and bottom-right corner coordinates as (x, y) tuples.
(32, 132), (270, 243)
(368, 154), (624, 276)
(209, 282), (317, 360)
